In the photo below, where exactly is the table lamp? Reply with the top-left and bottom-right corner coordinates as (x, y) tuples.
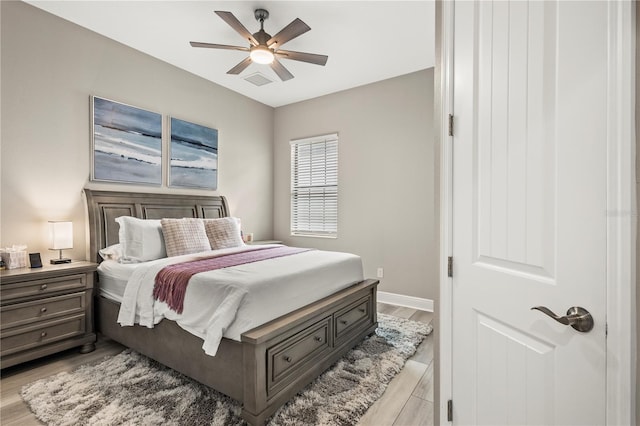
(49, 221), (73, 264)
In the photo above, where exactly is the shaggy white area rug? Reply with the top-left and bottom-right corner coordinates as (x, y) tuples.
(21, 313), (432, 426)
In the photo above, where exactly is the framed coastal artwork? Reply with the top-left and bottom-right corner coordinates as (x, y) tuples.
(91, 96), (162, 185)
(168, 117), (218, 190)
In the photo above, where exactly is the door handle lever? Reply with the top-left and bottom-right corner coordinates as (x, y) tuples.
(531, 306), (594, 333)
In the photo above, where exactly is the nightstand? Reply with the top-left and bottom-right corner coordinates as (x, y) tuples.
(0, 261), (97, 368)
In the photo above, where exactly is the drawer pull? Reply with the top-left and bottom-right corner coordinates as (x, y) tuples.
(40, 284), (48, 290)
(40, 331), (47, 338)
(40, 307), (48, 313)
(340, 320), (348, 325)
(283, 356), (292, 363)
(314, 336), (322, 342)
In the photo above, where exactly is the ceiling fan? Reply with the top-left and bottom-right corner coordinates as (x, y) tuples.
(190, 9), (328, 82)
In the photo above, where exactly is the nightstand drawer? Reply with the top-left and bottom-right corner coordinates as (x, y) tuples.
(0, 274), (86, 301)
(1, 314), (86, 356)
(0, 292), (85, 330)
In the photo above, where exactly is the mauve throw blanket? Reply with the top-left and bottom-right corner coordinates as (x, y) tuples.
(153, 246), (311, 314)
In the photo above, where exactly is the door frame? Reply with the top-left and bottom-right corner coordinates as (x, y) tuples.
(435, 1), (637, 424)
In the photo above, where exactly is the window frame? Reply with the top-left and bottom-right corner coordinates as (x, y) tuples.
(290, 133), (339, 238)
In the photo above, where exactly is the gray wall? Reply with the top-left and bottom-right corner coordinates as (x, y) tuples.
(1, 1), (274, 263)
(273, 69), (437, 300)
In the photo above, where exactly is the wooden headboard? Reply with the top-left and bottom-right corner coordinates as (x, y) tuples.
(83, 189), (229, 263)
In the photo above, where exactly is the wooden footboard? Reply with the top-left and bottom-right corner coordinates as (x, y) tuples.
(241, 279), (378, 425)
(96, 279), (378, 425)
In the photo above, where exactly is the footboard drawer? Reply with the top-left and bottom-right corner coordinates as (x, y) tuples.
(334, 296), (372, 343)
(267, 316), (331, 395)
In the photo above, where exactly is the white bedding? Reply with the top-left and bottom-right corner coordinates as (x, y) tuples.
(97, 260), (137, 302)
(98, 244), (363, 356)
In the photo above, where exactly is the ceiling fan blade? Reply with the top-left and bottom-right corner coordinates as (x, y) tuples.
(270, 58), (294, 81)
(227, 56), (253, 75)
(215, 11), (259, 46)
(275, 49), (328, 66)
(267, 18), (311, 49)
(190, 41), (250, 52)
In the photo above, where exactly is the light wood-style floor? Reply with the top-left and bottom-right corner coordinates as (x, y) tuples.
(358, 303), (434, 426)
(1, 302), (434, 426)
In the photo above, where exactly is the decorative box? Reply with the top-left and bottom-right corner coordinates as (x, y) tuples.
(0, 248), (28, 269)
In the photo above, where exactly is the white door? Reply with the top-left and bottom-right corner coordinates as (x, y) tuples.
(452, 1), (609, 424)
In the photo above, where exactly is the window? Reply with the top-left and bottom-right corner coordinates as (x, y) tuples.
(290, 133), (338, 237)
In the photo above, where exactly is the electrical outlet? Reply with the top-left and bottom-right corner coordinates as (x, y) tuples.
(377, 268), (384, 278)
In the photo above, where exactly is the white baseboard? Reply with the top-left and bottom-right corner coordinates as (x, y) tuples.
(377, 291), (434, 312)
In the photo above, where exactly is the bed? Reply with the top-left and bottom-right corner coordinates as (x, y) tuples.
(83, 189), (378, 425)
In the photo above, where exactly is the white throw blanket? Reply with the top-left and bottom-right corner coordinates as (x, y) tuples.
(117, 245), (364, 356)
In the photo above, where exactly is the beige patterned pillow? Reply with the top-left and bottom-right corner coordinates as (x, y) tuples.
(160, 218), (211, 257)
(204, 217), (244, 250)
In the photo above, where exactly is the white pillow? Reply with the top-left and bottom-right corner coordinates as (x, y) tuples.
(204, 217), (244, 250)
(115, 216), (167, 262)
(98, 243), (123, 261)
(160, 218), (211, 257)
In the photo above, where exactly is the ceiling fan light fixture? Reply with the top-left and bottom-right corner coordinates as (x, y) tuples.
(191, 10), (328, 81)
(250, 45), (274, 64)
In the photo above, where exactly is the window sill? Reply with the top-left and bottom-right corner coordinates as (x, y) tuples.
(290, 233), (337, 239)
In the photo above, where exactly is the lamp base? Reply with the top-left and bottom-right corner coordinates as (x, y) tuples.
(50, 258), (71, 264)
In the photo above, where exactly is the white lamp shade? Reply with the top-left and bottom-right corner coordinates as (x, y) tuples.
(49, 221), (73, 250)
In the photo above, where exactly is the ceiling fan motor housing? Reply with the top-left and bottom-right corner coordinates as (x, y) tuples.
(253, 9), (271, 45)
(253, 29), (271, 46)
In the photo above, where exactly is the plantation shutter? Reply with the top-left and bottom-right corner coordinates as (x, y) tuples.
(290, 133), (338, 237)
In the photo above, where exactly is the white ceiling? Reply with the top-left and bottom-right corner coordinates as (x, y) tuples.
(26, 1), (435, 108)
